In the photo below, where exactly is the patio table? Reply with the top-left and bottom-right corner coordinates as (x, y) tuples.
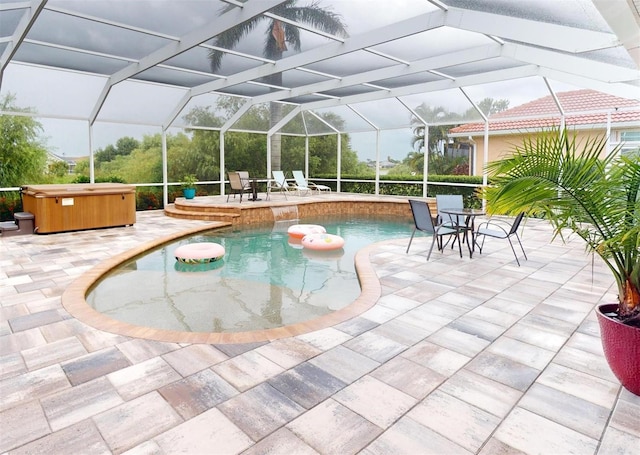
(440, 208), (485, 258)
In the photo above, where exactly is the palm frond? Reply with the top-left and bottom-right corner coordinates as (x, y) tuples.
(483, 128), (639, 315)
(209, 0), (347, 72)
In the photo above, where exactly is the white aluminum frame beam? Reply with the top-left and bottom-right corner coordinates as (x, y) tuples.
(163, 8), (450, 128)
(444, 6), (619, 53)
(186, 9), (449, 98)
(502, 42), (638, 84)
(247, 41), (636, 114)
(299, 65), (541, 113)
(593, 0), (640, 67)
(0, 0), (47, 85)
(89, 0), (287, 124)
(247, 44), (503, 106)
(185, 5), (618, 101)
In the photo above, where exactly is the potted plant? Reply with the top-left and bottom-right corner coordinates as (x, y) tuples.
(482, 128), (639, 395)
(182, 174), (197, 200)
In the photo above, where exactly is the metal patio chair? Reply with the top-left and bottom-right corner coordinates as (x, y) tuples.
(476, 212), (528, 266)
(406, 199), (462, 260)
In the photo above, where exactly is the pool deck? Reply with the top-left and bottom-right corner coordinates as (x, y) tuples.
(1, 193), (638, 454)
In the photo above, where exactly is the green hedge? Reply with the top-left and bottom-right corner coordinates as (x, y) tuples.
(0, 192), (22, 222)
(1, 175), (483, 219)
(336, 174), (483, 208)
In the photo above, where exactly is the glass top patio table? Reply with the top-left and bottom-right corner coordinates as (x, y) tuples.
(439, 208), (486, 258)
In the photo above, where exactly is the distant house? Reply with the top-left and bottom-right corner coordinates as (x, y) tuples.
(448, 90), (640, 176)
(47, 152), (77, 174)
(366, 159), (396, 175)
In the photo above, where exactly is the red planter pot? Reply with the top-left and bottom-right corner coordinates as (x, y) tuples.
(596, 304), (640, 396)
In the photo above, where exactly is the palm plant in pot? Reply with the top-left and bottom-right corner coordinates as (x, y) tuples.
(482, 128), (639, 395)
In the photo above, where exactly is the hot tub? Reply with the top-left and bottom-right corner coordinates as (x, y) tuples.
(21, 183), (136, 234)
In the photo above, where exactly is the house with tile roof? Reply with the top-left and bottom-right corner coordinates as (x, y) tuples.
(448, 89), (640, 176)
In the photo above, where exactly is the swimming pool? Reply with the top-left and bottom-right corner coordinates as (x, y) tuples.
(86, 215), (413, 333)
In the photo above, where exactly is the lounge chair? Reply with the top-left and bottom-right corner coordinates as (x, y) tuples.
(292, 170), (331, 194)
(406, 199), (462, 259)
(268, 170), (296, 199)
(476, 212), (527, 266)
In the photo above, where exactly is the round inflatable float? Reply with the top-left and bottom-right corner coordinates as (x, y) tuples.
(175, 242), (225, 264)
(301, 233), (345, 251)
(287, 236), (304, 249)
(174, 260), (225, 273)
(287, 224), (326, 239)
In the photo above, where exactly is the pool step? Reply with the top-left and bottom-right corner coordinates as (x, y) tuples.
(164, 204), (240, 223)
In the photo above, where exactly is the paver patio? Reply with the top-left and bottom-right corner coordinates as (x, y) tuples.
(1, 201), (638, 454)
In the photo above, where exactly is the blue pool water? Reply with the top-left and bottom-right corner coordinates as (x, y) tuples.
(87, 215), (413, 333)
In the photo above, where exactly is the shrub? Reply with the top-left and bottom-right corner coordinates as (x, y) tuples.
(0, 192), (22, 222)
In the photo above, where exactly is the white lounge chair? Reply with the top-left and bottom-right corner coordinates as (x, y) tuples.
(292, 170), (331, 194)
(268, 170), (296, 199)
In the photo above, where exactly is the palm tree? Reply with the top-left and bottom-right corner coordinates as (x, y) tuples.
(209, 0), (348, 171)
(483, 129), (639, 325)
(410, 103), (452, 153)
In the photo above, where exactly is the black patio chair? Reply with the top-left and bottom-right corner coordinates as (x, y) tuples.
(475, 212), (527, 265)
(406, 199), (462, 260)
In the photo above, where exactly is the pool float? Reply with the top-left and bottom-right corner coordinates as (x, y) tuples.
(287, 224), (326, 239)
(174, 260), (224, 272)
(301, 233), (345, 251)
(302, 247), (344, 260)
(287, 236), (304, 249)
(175, 242), (225, 264)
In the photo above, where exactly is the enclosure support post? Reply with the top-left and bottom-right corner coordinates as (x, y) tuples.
(305, 136), (309, 178)
(482, 121), (489, 211)
(162, 129), (168, 208)
(375, 130), (380, 196)
(88, 121), (95, 184)
(423, 124), (428, 198)
(336, 133), (341, 193)
(220, 131), (225, 196)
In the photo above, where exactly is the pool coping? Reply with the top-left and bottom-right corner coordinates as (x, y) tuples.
(61, 220), (385, 344)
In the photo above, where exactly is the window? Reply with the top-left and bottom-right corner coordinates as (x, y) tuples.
(620, 131), (640, 142)
(617, 130), (640, 157)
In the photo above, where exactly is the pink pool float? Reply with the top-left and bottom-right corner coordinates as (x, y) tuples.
(301, 233), (345, 251)
(174, 242), (225, 264)
(287, 224), (326, 239)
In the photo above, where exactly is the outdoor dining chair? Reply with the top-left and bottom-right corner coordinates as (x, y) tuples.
(406, 199), (462, 260)
(436, 194), (465, 227)
(436, 194), (468, 248)
(227, 171), (251, 202)
(475, 212), (527, 266)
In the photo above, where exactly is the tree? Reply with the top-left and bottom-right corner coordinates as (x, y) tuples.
(408, 98), (509, 175)
(209, 0), (348, 171)
(410, 103), (455, 153)
(95, 136), (140, 164)
(48, 160), (69, 177)
(0, 94), (48, 186)
(464, 98), (509, 118)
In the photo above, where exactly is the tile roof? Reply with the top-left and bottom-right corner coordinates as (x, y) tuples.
(450, 89), (640, 135)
